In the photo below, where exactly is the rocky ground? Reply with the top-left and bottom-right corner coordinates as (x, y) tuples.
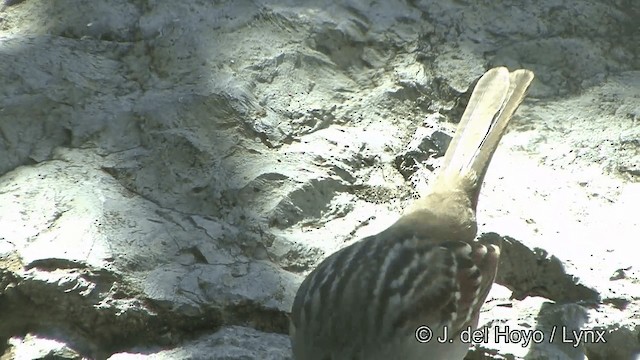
(0, 0), (639, 359)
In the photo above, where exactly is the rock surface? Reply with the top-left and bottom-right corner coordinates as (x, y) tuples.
(0, 0), (639, 359)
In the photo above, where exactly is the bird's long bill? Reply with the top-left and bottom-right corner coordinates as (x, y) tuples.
(434, 67), (535, 207)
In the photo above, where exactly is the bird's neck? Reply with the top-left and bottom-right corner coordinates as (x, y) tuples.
(398, 178), (479, 243)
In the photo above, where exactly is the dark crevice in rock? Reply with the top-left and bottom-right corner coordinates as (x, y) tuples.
(0, 271), (158, 359)
(482, 232), (601, 304)
(1, 265), (291, 359)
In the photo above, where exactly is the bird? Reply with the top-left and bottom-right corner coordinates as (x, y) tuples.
(289, 67), (535, 360)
